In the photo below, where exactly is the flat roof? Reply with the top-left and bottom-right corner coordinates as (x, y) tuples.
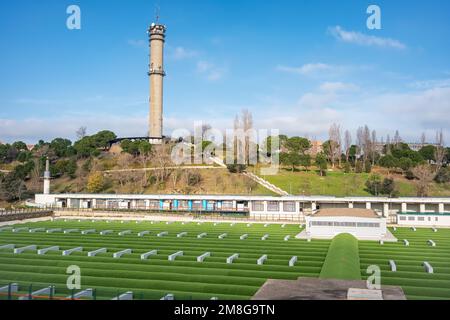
(314, 208), (379, 219)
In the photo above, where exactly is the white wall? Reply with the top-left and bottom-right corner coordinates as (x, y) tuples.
(398, 214), (450, 227)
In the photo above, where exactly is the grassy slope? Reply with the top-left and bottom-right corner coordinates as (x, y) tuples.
(257, 167), (450, 197)
(319, 234), (362, 281)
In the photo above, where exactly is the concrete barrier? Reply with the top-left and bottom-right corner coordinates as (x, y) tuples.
(281, 224), (286, 228)
(141, 250), (157, 260)
(197, 252), (211, 262)
(112, 291), (133, 300)
(64, 229), (79, 234)
(423, 261), (433, 274)
(403, 239), (409, 246)
(168, 251), (183, 261)
(87, 248), (107, 257)
(0, 227), (13, 232)
(161, 294), (174, 300)
(289, 256), (297, 267)
(20, 286), (55, 300)
(113, 249), (132, 259)
(157, 231), (168, 237)
(284, 235), (291, 241)
(177, 232), (188, 238)
(62, 247), (83, 256)
(118, 230), (132, 236)
(432, 228), (438, 232)
(240, 234), (248, 240)
(0, 283), (18, 294)
(67, 288), (94, 299)
(226, 253), (239, 264)
(138, 231), (150, 237)
(47, 228), (62, 233)
(218, 233), (227, 239)
(197, 233), (207, 239)
(14, 245), (37, 254)
(82, 229), (96, 235)
(12, 227), (29, 233)
(100, 230), (113, 235)
(261, 234), (269, 241)
(247, 224), (252, 227)
(0, 244), (14, 250)
(38, 246), (59, 255)
(389, 260), (397, 272)
(411, 227), (416, 232)
(257, 255), (268, 265)
(380, 240), (384, 245)
(230, 223), (235, 227)
(29, 228), (45, 233)
(428, 240), (436, 247)
(264, 224), (269, 227)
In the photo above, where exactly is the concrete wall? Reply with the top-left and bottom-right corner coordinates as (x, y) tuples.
(398, 214), (450, 227)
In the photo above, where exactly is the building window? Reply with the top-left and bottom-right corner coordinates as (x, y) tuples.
(283, 202), (296, 212)
(435, 217), (439, 221)
(252, 201), (264, 212)
(408, 216), (415, 221)
(399, 216), (406, 221)
(222, 201), (234, 210)
(267, 201), (280, 212)
(418, 217), (425, 221)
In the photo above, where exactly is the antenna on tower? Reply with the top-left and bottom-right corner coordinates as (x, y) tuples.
(154, 1), (161, 24)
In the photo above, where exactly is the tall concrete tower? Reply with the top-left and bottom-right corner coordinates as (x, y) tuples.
(43, 158), (51, 195)
(148, 22), (166, 144)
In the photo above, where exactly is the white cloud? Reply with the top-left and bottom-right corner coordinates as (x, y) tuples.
(196, 61), (227, 81)
(276, 63), (336, 76)
(410, 78), (450, 89)
(328, 26), (406, 50)
(171, 46), (198, 60)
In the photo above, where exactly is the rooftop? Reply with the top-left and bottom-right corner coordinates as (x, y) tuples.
(314, 208), (379, 219)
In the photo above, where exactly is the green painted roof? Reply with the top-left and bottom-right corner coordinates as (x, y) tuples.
(398, 212), (450, 216)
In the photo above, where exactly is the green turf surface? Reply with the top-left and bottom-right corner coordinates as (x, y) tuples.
(0, 220), (329, 300)
(359, 227), (450, 300)
(319, 233), (362, 281)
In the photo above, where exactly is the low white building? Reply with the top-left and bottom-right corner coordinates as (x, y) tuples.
(302, 208), (392, 241)
(397, 212), (450, 227)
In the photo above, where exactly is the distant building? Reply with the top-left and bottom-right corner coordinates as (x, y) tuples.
(307, 141), (323, 156)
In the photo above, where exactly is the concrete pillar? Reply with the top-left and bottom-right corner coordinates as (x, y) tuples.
(348, 202), (354, 209)
(67, 199), (72, 209)
(366, 202), (371, 210)
(383, 203), (390, 218)
(311, 202), (317, 212)
(92, 199), (97, 209)
(401, 203), (407, 213)
(263, 201), (268, 213)
(419, 204), (426, 213)
(438, 203), (444, 214)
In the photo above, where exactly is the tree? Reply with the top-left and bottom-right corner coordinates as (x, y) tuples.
(300, 154), (312, 171)
(92, 130), (117, 150)
(327, 123), (342, 168)
(281, 152), (301, 172)
(366, 174), (382, 196)
(76, 126), (87, 140)
(87, 172), (105, 193)
(398, 157), (413, 173)
(344, 130), (352, 162)
(434, 167), (450, 184)
(12, 141), (27, 152)
(315, 153), (328, 176)
(411, 164), (436, 197)
(435, 129), (446, 170)
(419, 145), (436, 162)
(379, 155), (398, 174)
(285, 137), (311, 154)
(50, 138), (74, 158)
(381, 178), (398, 197)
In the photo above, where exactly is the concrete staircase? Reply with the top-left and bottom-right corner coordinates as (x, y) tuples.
(243, 171), (289, 196)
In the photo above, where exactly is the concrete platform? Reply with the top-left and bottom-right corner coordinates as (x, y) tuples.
(295, 229), (398, 242)
(252, 277), (406, 300)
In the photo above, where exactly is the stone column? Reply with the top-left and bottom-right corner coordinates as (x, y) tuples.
(438, 203), (444, 214)
(401, 203), (407, 213)
(366, 202), (372, 210)
(383, 203), (390, 218)
(419, 203), (426, 213)
(311, 202), (317, 212)
(348, 202), (354, 209)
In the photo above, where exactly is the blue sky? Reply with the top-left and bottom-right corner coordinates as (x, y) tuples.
(0, 0), (449, 144)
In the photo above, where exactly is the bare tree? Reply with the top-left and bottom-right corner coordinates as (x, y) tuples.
(153, 144), (173, 185)
(393, 130), (402, 146)
(412, 164), (437, 197)
(328, 123), (342, 168)
(421, 132), (426, 147)
(371, 130), (377, 165)
(435, 129), (445, 170)
(201, 123), (212, 140)
(344, 130), (352, 162)
(76, 126), (87, 140)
